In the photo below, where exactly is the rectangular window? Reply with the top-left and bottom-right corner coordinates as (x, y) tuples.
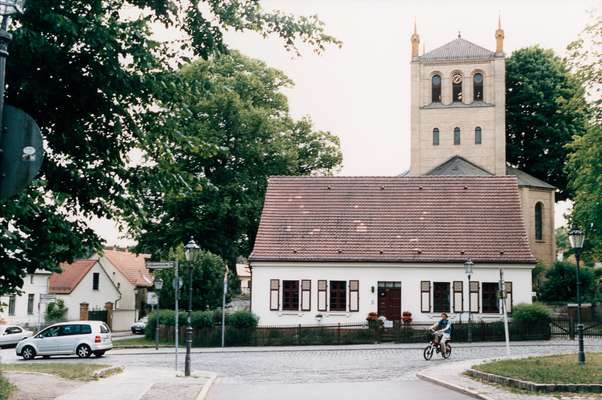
(469, 281), (480, 313)
(349, 280), (359, 312)
(8, 295), (16, 316)
(269, 279), (280, 311)
(282, 280), (299, 311)
(27, 294), (34, 315)
(482, 282), (499, 313)
(301, 280), (311, 311)
(317, 280), (327, 311)
(453, 281), (463, 313)
(433, 282), (450, 313)
(504, 282), (513, 314)
(92, 272), (100, 290)
(30, 275), (34, 284)
(420, 281), (431, 312)
(329, 281), (346, 312)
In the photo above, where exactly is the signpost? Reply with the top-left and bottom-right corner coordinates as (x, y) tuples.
(37, 294), (57, 331)
(146, 261), (176, 270)
(499, 269), (510, 356)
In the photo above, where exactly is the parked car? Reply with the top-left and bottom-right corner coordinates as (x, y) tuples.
(130, 316), (148, 335)
(0, 325), (33, 348)
(16, 321), (112, 360)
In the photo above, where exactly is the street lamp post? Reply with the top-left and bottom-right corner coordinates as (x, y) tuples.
(184, 238), (200, 377)
(154, 278), (163, 351)
(464, 259), (474, 343)
(569, 227), (586, 366)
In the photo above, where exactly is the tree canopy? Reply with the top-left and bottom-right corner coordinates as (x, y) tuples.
(0, 0), (340, 296)
(506, 46), (588, 200)
(128, 51), (342, 263)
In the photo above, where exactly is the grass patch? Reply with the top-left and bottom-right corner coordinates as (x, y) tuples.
(474, 353), (602, 384)
(0, 363), (112, 381)
(0, 375), (13, 400)
(113, 337), (172, 348)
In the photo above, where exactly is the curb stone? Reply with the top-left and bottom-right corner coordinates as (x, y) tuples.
(416, 370), (494, 400)
(195, 372), (217, 400)
(93, 365), (124, 379)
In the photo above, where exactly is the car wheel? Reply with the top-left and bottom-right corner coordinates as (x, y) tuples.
(93, 351), (106, 358)
(76, 344), (92, 358)
(21, 346), (36, 360)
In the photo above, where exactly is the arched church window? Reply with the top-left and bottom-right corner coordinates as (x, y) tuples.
(432, 128), (440, 145)
(453, 127), (461, 145)
(475, 127), (482, 144)
(432, 75), (441, 103)
(535, 203), (543, 241)
(452, 73), (463, 102)
(473, 73), (484, 101)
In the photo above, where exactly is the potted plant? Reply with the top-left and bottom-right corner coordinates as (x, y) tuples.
(402, 311), (412, 324)
(366, 312), (381, 329)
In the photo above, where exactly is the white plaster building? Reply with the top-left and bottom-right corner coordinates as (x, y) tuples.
(0, 270), (51, 328)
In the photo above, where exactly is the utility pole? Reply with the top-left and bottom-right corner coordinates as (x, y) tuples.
(499, 269), (510, 356)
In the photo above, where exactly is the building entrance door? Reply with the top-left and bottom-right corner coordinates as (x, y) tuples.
(377, 281), (401, 320)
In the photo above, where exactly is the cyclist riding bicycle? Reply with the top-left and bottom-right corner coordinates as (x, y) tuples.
(430, 313), (452, 354)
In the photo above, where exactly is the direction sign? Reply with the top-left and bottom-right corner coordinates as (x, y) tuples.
(172, 277), (183, 290)
(146, 261), (176, 270)
(147, 292), (158, 305)
(39, 294), (57, 302)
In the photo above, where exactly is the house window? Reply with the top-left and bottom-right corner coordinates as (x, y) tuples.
(92, 273), (100, 290)
(432, 128), (440, 145)
(453, 281), (463, 313)
(473, 73), (483, 101)
(535, 202), (543, 241)
(469, 281), (480, 313)
(269, 279), (280, 311)
(317, 280), (327, 311)
(27, 294), (34, 315)
(432, 74), (442, 103)
(329, 281), (346, 311)
(482, 282), (499, 313)
(420, 281), (431, 312)
(282, 280), (299, 311)
(433, 282), (450, 313)
(452, 73), (463, 102)
(30, 275), (34, 284)
(475, 127), (482, 144)
(505, 282), (513, 314)
(454, 127), (461, 145)
(349, 280), (359, 312)
(301, 280), (311, 311)
(8, 295), (15, 316)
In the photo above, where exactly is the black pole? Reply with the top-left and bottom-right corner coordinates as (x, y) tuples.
(0, 16), (12, 186)
(155, 299), (160, 350)
(185, 260), (193, 376)
(467, 273), (472, 343)
(575, 250), (585, 366)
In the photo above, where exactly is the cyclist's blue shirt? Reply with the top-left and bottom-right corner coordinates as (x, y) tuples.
(437, 319), (452, 334)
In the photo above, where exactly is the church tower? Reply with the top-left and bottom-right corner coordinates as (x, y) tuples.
(409, 24), (506, 176)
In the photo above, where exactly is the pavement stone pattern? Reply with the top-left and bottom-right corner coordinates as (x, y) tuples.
(418, 358), (602, 400)
(4, 372), (83, 400)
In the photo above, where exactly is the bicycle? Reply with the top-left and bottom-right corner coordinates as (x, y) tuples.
(423, 329), (452, 360)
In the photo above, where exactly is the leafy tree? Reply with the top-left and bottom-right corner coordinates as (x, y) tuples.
(538, 262), (595, 302)
(506, 46), (588, 200)
(0, 1), (340, 296)
(154, 248), (232, 311)
(566, 16), (602, 260)
(45, 299), (68, 323)
(128, 51), (342, 263)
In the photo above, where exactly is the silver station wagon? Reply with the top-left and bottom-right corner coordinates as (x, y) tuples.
(16, 320), (112, 360)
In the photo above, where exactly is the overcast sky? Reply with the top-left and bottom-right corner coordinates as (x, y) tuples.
(94, 0), (597, 246)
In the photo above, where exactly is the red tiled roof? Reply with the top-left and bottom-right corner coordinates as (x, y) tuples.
(250, 176), (535, 264)
(102, 249), (153, 287)
(49, 260), (97, 294)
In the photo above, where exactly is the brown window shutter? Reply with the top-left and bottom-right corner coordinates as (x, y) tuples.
(317, 280), (327, 311)
(349, 280), (359, 312)
(270, 279), (280, 311)
(469, 280), (480, 313)
(301, 280), (311, 311)
(421, 281), (431, 313)
(453, 281), (464, 313)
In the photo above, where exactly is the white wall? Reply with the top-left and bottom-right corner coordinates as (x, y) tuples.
(0, 272), (50, 328)
(251, 262), (532, 326)
(97, 256), (137, 311)
(57, 262), (121, 321)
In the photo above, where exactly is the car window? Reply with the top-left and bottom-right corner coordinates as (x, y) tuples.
(6, 327), (22, 334)
(59, 325), (78, 336)
(39, 326), (61, 338)
(80, 325), (92, 334)
(100, 324), (109, 333)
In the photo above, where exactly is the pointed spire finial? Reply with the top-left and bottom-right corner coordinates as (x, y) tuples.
(498, 12), (502, 29)
(413, 18), (417, 35)
(458, 30), (461, 38)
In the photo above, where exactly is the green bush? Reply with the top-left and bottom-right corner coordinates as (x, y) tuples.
(45, 299), (68, 323)
(512, 303), (552, 326)
(538, 261), (595, 302)
(228, 310), (258, 329)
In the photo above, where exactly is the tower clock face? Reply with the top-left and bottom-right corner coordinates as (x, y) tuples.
(452, 74), (462, 84)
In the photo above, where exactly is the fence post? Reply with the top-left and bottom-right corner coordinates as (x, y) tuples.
(337, 323), (341, 344)
(569, 318), (575, 340)
(297, 324), (301, 345)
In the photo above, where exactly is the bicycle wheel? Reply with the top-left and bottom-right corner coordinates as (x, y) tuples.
(423, 344), (434, 360)
(442, 344), (452, 359)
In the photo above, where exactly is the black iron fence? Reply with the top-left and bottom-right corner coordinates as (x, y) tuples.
(156, 320), (551, 348)
(551, 318), (602, 339)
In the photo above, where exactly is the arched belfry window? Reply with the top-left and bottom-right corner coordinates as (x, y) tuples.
(452, 73), (463, 102)
(432, 128), (440, 145)
(432, 75), (441, 103)
(535, 202), (543, 241)
(473, 73), (484, 101)
(453, 127), (461, 145)
(475, 127), (482, 144)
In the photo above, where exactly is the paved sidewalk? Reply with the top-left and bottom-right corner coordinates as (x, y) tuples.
(417, 358), (601, 400)
(55, 367), (216, 400)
